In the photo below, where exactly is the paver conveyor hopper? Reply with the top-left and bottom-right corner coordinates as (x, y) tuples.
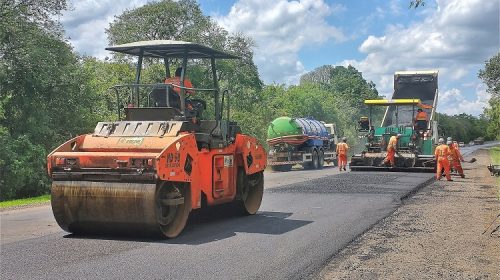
(47, 40), (266, 238)
(350, 70), (439, 172)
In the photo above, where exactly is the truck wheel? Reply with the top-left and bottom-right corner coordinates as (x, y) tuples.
(312, 150), (319, 169)
(303, 149), (318, 170)
(318, 150), (324, 169)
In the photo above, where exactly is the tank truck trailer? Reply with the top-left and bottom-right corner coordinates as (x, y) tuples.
(266, 117), (338, 172)
(47, 40), (267, 238)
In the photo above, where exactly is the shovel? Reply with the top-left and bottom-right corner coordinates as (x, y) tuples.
(466, 158), (477, 163)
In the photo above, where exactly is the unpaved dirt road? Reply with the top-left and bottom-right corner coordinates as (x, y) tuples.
(318, 147), (500, 279)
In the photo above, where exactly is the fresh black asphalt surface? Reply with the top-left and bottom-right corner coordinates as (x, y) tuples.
(0, 171), (434, 280)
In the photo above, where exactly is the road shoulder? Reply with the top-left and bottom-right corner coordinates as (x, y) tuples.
(318, 148), (500, 279)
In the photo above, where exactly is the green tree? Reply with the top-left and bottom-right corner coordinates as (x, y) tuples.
(437, 113), (490, 143)
(104, 0), (264, 139)
(0, 0), (100, 200)
(479, 53), (500, 140)
(409, 0), (426, 9)
(300, 65), (381, 144)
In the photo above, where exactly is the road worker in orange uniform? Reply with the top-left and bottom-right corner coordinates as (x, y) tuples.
(336, 137), (349, 171)
(165, 67), (194, 95)
(381, 133), (401, 167)
(414, 108), (428, 131)
(448, 140), (465, 178)
(435, 138), (452, 181)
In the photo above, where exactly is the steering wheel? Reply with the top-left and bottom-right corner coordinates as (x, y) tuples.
(186, 98), (206, 110)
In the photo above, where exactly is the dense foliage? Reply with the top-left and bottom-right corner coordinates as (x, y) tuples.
(0, 0), (103, 199)
(479, 53), (500, 140)
(437, 113), (490, 143)
(0, 0), (494, 200)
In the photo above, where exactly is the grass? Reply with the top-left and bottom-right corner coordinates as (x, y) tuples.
(0, 194), (50, 209)
(490, 146), (500, 165)
(490, 146), (500, 200)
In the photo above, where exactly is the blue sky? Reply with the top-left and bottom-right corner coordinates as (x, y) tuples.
(61, 0), (499, 116)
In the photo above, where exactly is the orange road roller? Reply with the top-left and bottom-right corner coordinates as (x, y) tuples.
(47, 40), (266, 238)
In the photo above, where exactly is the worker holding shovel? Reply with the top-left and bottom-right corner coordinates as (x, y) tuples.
(448, 140), (465, 178)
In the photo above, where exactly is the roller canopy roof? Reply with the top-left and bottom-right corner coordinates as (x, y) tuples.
(105, 40), (239, 59)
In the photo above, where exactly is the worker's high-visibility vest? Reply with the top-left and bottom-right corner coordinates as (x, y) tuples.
(448, 146), (463, 161)
(435, 144), (450, 158)
(416, 111), (427, 121)
(337, 143), (348, 155)
(387, 136), (398, 150)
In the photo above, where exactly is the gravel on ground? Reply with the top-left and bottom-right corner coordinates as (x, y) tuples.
(318, 148), (500, 280)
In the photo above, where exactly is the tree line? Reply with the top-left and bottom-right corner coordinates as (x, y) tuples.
(0, 0), (497, 200)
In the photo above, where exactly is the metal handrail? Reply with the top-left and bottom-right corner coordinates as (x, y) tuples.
(108, 83), (220, 120)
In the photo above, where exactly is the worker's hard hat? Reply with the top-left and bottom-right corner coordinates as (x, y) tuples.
(342, 137), (347, 141)
(438, 138), (444, 144)
(447, 136), (452, 141)
(396, 133), (402, 137)
(447, 140), (452, 145)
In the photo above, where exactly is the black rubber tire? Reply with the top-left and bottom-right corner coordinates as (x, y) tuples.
(318, 150), (324, 169)
(303, 149), (318, 170)
(312, 150), (319, 169)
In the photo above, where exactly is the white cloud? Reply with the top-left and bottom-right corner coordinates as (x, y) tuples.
(438, 84), (490, 115)
(339, 0), (499, 115)
(61, 0), (151, 58)
(216, 0), (345, 84)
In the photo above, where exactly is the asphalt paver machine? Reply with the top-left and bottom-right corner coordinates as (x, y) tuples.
(47, 40), (266, 238)
(350, 70), (439, 172)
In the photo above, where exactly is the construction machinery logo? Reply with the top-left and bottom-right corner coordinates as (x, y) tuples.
(117, 137), (144, 146)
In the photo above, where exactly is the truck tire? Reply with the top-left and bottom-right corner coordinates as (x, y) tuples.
(312, 150), (319, 169)
(318, 149), (324, 169)
(303, 148), (319, 170)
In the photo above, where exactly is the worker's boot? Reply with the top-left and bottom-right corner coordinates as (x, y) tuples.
(343, 166), (346, 171)
(460, 174), (465, 178)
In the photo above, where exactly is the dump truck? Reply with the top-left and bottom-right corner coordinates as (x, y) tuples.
(266, 117), (338, 171)
(474, 137), (485, 145)
(47, 40), (267, 238)
(350, 70), (439, 172)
